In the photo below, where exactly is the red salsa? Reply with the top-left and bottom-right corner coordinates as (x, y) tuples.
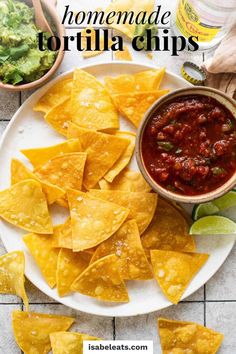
(142, 95), (236, 196)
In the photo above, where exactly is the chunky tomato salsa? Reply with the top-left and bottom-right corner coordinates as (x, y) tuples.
(142, 95), (236, 196)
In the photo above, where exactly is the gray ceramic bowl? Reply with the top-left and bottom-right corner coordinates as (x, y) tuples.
(136, 86), (236, 204)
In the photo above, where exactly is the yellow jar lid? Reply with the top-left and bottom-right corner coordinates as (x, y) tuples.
(181, 61), (206, 85)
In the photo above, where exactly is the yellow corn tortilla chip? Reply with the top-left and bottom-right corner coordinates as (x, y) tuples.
(50, 332), (101, 354)
(21, 139), (82, 168)
(34, 78), (73, 114)
(45, 98), (71, 137)
(34, 152), (87, 193)
(141, 198), (196, 252)
(53, 218), (73, 249)
(88, 190), (157, 235)
(23, 233), (60, 288)
(67, 190), (129, 251)
(81, 27), (113, 58)
(151, 250), (209, 304)
(99, 169), (151, 192)
(67, 125), (130, 189)
(0, 251), (28, 310)
(114, 46), (132, 61)
(105, 0), (155, 39)
(12, 310), (74, 354)
(0, 179), (53, 234)
(134, 68), (166, 91)
(11, 159), (65, 205)
(57, 248), (92, 297)
(91, 220), (152, 280)
(105, 74), (136, 95)
(72, 254), (129, 302)
(158, 318), (224, 354)
(112, 90), (169, 128)
(70, 69), (119, 131)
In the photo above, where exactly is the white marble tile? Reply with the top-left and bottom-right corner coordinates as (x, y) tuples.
(0, 304), (22, 353)
(182, 286), (204, 302)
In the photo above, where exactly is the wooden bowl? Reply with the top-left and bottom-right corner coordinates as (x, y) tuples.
(0, 0), (65, 92)
(136, 86), (236, 204)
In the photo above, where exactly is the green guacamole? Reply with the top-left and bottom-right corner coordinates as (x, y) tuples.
(0, 0), (56, 85)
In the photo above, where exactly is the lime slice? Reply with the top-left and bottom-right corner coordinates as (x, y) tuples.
(213, 191), (236, 210)
(192, 203), (219, 221)
(190, 216), (236, 235)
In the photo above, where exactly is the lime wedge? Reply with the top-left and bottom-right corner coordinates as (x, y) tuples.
(192, 203), (219, 221)
(190, 216), (236, 235)
(214, 191), (236, 210)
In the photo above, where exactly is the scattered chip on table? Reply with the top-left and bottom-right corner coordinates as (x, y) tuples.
(57, 248), (92, 297)
(0, 179), (53, 234)
(70, 69), (119, 131)
(50, 331), (101, 354)
(0, 251), (28, 310)
(12, 310), (74, 354)
(45, 98), (72, 137)
(11, 159), (65, 205)
(21, 139), (82, 168)
(72, 254), (129, 302)
(141, 198), (196, 252)
(88, 190), (157, 235)
(81, 27), (113, 58)
(91, 220), (153, 280)
(114, 46), (132, 61)
(23, 233), (60, 288)
(67, 190), (129, 251)
(158, 317), (224, 354)
(151, 250), (209, 304)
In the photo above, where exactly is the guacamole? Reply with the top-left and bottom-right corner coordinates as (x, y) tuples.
(0, 0), (56, 85)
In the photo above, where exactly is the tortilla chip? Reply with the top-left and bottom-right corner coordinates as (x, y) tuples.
(34, 78), (73, 114)
(50, 332), (101, 354)
(11, 159), (65, 205)
(57, 248), (92, 297)
(21, 139), (82, 168)
(104, 131), (136, 183)
(99, 169), (151, 192)
(91, 220), (152, 280)
(67, 190), (129, 251)
(151, 250), (209, 304)
(81, 27), (113, 58)
(23, 233), (60, 288)
(72, 254), (129, 302)
(0, 179), (53, 234)
(105, 0), (155, 38)
(134, 68), (166, 91)
(53, 218), (73, 249)
(114, 46), (132, 61)
(0, 251), (28, 310)
(104, 74), (136, 95)
(112, 90), (169, 128)
(88, 190), (157, 234)
(34, 153), (87, 193)
(70, 69), (119, 131)
(141, 199), (196, 252)
(158, 318), (224, 354)
(45, 98), (71, 137)
(12, 310), (74, 354)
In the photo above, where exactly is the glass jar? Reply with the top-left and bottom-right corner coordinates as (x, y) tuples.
(171, 0), (236, 50)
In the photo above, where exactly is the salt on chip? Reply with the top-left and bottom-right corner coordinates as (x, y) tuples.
(70, 69), (119, 131)
(81, 27), (113, 58)
(141, 198), (196, 252)
(99, 169), (151, 192)
(0, 251), (28, 310)
(72, 254), (129, 302)
(88, 190), (157, 235)
(158, 317), (224, 354)
(34, 78), (73, 114)
(34, 152), (87, 192)
(11, 159), (65, 205)
(23, 233), (60, 288)
(112, 90), (169, 128)
(50, 331), (101, 354)
(134, 68), (166, 91)
(67, 190), (129, 251)
(21, 139), (82, 168)
(57, 248), (92, 297)
(0, 179), (53, 234)
(12, 310), (74, 354)
(151, 250), (209, 304)
(45, 98), (71, 137)
(114, 46), (132, 61)
(91, 220), (152, 280)
(104, 131), (136, 183)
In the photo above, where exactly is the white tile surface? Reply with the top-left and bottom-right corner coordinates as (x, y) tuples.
(0, 305), (22, 354)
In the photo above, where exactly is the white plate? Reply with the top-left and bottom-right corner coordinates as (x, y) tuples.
(0, 61), (235, 317)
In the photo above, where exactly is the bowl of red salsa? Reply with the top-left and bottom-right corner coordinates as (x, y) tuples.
(136, 87), (236, 203)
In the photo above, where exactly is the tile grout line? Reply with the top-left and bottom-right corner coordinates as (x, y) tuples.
(112, 317), (116, 340)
